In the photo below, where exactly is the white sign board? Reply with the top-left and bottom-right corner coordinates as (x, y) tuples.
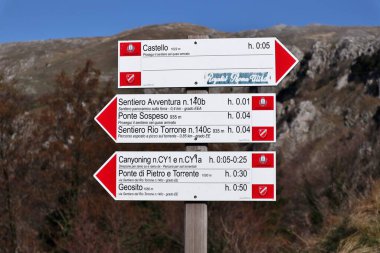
(95, 93), (276, 143)
(94, 151), (276, 201)
(118, 38), (298, 88)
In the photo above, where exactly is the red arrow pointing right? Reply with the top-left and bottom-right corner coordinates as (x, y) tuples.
(94, 153), (117, 199)
(95, 96), (117, 141)
(275, 39), (299, 85)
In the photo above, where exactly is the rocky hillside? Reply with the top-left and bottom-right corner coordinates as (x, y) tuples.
(0, 23), (379, 252)
(1, 23), (380, 95)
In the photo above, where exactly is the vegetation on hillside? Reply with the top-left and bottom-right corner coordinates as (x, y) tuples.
(1, 23), (380, 252)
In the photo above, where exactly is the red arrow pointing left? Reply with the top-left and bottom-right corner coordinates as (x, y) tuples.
(93, 153), (117, 199)
(95, 97), (117, 141)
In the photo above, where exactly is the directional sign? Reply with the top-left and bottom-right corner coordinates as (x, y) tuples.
(118, 38), (298, 88)
(95, 93), (276, 143)
(94, 151), (276, 201)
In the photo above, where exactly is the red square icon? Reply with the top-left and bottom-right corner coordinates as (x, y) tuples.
(251, 127), (274, 141)
(120, 72), (141, 86)
(120, 42), (141, 56)
(252, 96), (274, 110)
(252, 184), (274, 199)
(252, 153), (274, 168)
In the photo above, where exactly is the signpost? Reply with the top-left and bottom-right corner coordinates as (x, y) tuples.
(118, 38), (298, 88)
(94, 151), (276, 201)
(94, 36), (299, 253)
(95, 93), (276, 143)
(184, 34), (210, 253)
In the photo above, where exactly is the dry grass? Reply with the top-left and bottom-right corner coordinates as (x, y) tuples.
(336, 182), (380, 253)
(307, 180), (380, 253)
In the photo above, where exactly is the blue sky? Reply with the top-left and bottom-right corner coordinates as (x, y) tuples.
(0, 0), (379, 43)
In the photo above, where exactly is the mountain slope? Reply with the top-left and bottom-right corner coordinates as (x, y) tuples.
(1, 23), (380, 94)
(0, 23), (379, 252)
